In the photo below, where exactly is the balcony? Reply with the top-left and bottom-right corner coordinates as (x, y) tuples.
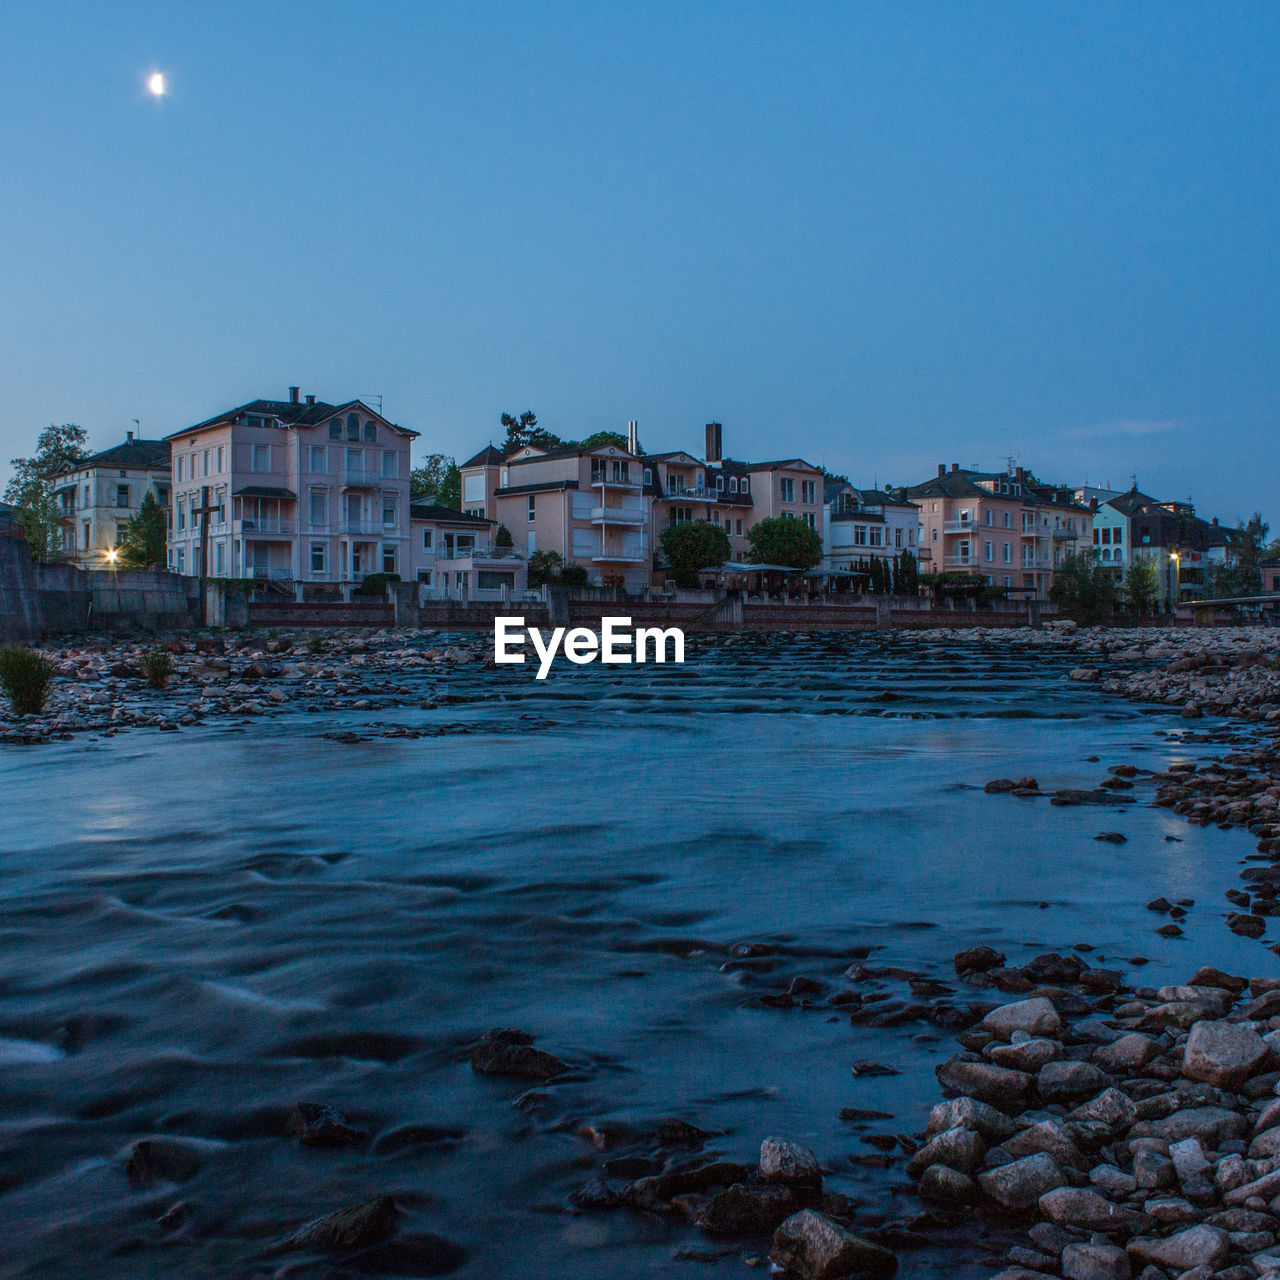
(342, 469), (382, 488)
(240, 518), (296, 536)
(591, 506), (648, 525)
(942, 555), (978, 569)
(590, 472), (642, 489)
(1052, 527), (1079, 540)
(942, 519), (977, 534)
(341, 519), (396, 536)
(591, 549), (649, 563)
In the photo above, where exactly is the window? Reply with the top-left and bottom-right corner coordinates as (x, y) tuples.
(735, 519), (743, 534)
(895, 528), (903, 549)
(1003, 511), (1011, 528)
(869, 527), (882, 547)
(329, 420), (342, 440)
(643, 468), (652, 486)
(346, 414), (360, 441)
(803, 512), (816, 530)
(216, 446), (225, 472)
(527, 495), (536, 522)
(1094, 528), (1101, 544)
(1114, 528), (1123, 545)
(382, 450), (397, 478)
(382, 544), (396, 573)
(671, 507), (693, 525)
(215, 542), (226, 574)
(177, 501), (185, 531)
(363, 422), (377, 443)
(421, 528), (433, 550)
(715, 474), (724, 491)
(478, 570), (516, 591)
(84, 484), (91, 505)
(382, 498), (397, 527)
(203, 450), (210, 476)
(780, 478), (795, 502)
(177, 455), (185, 481)
(310, 445), (327, 472)
(176, 547), (185, 572)
(741, 476), (750, 494)
(712, 510), (721, 525)
(854, 526), (867, 546)
(612, 459), (629, 482)
(1002, 542), (1011, 562)
(116, 484), (130, 507)
(345, 447), (361, 476)
(309, 490), (328, 527)
(729, 477), (738, 494)
(984, 540), (994, 561)
(985, 509), (993, 525)
(311, 542), (327, 574)
(801, 480), (816, 504)
(932, 528), (938, 541)
(252, 444), (271, 472)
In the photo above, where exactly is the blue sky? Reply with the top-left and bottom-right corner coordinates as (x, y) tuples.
(2, 2), (1277, 523)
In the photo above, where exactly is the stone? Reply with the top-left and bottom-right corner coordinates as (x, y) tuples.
(125, 1136), (223, 1185)
(1129, 1105), (1246, 1145)
(1039, 1187), (1141, 1232)
(1067, 1088), (1139, 1132)
(925, 1096), (1018, 1143)
(955, 945), (1006, 973)
(760, 1137), (822, 1188)
(471, 1029), (568, 1080)
(936, 1059), (1034, 1109)
(1092, 1034), (1159, 1075)
(284, 1195), (399, 1251)
(698, 1183), (798, 1235)
(918, 1164), (979, 1205)
(1143, 1195), (1198, 1223)
(906, 1126), (985, 1177)
(1168, 1137), (1209, 1183)
(1038, 1060), (1110, 1103)
(770, 1209), (898, 1279)
(290, 1102), (368, 1148)
(1182, 1019), (1269, 1089)
(1061, 1242), (1132, 1280)
(982, 998), (1062, 1041)
(1001, 1120), (1086, 1171)
(1090, 1164), (1138, 1197)
(978, 1153), (1066, 1210)
(1126, 1224), (1231, 1271)
(989, 1039), (1062, 1073)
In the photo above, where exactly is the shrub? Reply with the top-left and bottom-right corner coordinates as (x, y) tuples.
(355, 572), (401, 597)
(0, 646), (56, 715)
(142, 649), (173, 690)
(560, 564), (589, 587)
(306, 636), (325, 655)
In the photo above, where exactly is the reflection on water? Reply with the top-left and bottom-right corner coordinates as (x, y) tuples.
(0, 634), (1265, 1278)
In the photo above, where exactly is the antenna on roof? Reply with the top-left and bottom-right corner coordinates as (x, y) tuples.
(362, 394), (384, 415)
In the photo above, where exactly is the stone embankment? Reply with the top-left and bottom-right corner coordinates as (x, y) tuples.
(0, 629), (491, 744)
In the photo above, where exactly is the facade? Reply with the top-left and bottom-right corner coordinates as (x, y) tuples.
(458, 420), (826, 590)
(166, 389), (417, 583)
(409, 502), (528, 601)
(51, 434), (170, 568)
(822, 481), (919, 572)
(902, 464), (1091, 598)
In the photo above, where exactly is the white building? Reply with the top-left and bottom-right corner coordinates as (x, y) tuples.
(822, 481), (919, 572)
(410, 502), (529, 601)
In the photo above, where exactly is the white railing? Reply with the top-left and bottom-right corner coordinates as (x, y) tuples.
(591, 506), (648, 524)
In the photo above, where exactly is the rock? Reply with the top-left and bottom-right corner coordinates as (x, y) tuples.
(343, 1233), (467, 1276)
(570, 1178), (622, 1210)
(470, 1029), (568, 1080)
(1092, 1034), (1158, 1075)
(1001, 1120), (1086, 1171)
(698, 1183), (798, 1235)
(982, 998), (1062, 1041)
(291, 1102), (368, 1148)
(906, 1126), (985, 1177)
(988, 1038), (1062, 1073)
(1039, 1186), (1141, 1232)
(1062, 1241), (1132, 1280)
(284, 1194), (399, 1251)
(978, 1153), (1066, 1210)
(918, 1164), (979, 1205)
(955, 945), (1006, 973)
(125, 1136), (222, 1185)
(1095, 833), (1127, 844)
(1129, 1106), (1246, 1145)
(1090, 1164), (1138, 1197)
(1038, 1060), (1110, 1102)
(1067, 1088), (1138, 1132)
(925, 1096), (1018, 1143)
(1168, 1137), (1209, 1183)
(1126, 1224), (1230, 1271)
(936, 1059), (1034, 1109)
(760, 1137), (823, 1189)
(770, 1209), (898, 1279)
(1182, 1019), (1269, 1089)
(1187, 966), (1248, 994)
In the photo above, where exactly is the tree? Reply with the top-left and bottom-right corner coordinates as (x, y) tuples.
(527, 549), (564, 587)
(436, 461), (461, 509)
(896, 550), (919, 595)
(1205, 561), (1261, 599)
(1235, 513), (1271, 573)
(1049, 551), (1118, 624)
(495, 523), (513, 548)
(660, 520), (730, 587)
(118, 492), (168, 568)
(4, 423), (90, 560)
(746, 517), (823, 570)
(1124, 556), (1160, 618)
(501, 410), (559, 455)
(410, 453), (455, 500)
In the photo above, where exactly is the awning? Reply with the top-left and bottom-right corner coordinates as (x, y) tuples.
(233, 485), (297, 499)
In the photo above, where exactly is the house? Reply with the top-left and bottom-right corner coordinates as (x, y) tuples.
(51, 432), (171, 568)
(409, 502), (528, 601)
(823, 481), (919, 572)
(1260, 557), (1280, 595)
(165, 387), (417, 583)
(901, 464), (1091, 598)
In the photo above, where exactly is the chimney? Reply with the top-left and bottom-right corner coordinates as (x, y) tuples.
(1015, 466), (1024, 483)
(627, 419), (638, 454)
(951, 462), (959, 472)
(289, 386), (300, 403)
(937, 464), (946, 478)
(305, 394), (316, 405)
(126, 429), (134, 441)
(705, 422), (722, 463)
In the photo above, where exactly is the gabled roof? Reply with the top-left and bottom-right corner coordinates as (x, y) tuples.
(56, 438), (170, 476)
(409, 503), (493, 526)
(1102, 486), (1162, 517)
(494, 480), (580, 496)
(904, 471), (993, 500)
(461, 445), (505, 468)
(168, 397), (418, 440)
(744, 457), (822, 473)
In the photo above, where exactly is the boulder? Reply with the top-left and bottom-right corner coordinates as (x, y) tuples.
(955, 945), (1006, 973)
(760, 1137), (822, 1189)
(471, 1029), (568, 1080)
(905, 1126), (985, 1178)
(1061, 1241), (1132, 1280)
(1181, 1019), (1268, 1089)
(1126, 1224), (1230, 1272)
(1038, 1060), (1110, 1103)
(936, 1059), (1034, 1110)
(978, 1153), (1066, 1210)
(1092, 1034), (1159, 1075)
(1001, 1120), (1086, 1171)
(918, 1164), (979, 1205)
(284, 1195), (399, 1251)
(1039, 1186), (1141, 1232)
(770, 1209), (898, 1279)
(1067, 1088), (1138, 1132)
(982, 998), (1062, 1041)
(925, 1096), (1018, 1143)
(698, 1183), (798, 1235)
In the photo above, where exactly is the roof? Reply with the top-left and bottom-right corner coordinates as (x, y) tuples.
(461, 445), (505, 468)
(904, 471), (993, 501)
(494, 480), (580, 496)
(1102, 486), (1162, 517)
(234, 485), (297, 500)
(409, 503), (493, 526)
(168, 397), (418, 440)
(742, 457), (822, 473)
(55, 437), (170, 476)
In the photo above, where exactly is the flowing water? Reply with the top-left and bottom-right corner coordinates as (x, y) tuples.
(0, 633), (1269, 1279)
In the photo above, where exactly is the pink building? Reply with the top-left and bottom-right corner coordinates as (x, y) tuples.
(166, 388), (417, 584)
(409, 502), (528, 601)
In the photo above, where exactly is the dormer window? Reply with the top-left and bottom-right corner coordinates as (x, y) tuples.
(715, 475), (724, 491)
(363, 422), (377, 443)
(729, 477), (738, 494)
(329, 420), (342, 439)
(347, 414), (360, 441)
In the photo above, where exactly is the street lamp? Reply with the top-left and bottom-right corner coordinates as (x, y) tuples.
(1170, 552), (1179, 608)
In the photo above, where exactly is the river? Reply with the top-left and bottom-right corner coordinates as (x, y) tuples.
(0, 633), (1267, 1278)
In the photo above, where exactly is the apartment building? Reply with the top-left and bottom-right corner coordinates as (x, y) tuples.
(902, 464), (1091, 598)
(409, 502), (528, 601)
(166, 388), (417, 583)
(822, 481), (919, 571)
(51, 433), (170, 568)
